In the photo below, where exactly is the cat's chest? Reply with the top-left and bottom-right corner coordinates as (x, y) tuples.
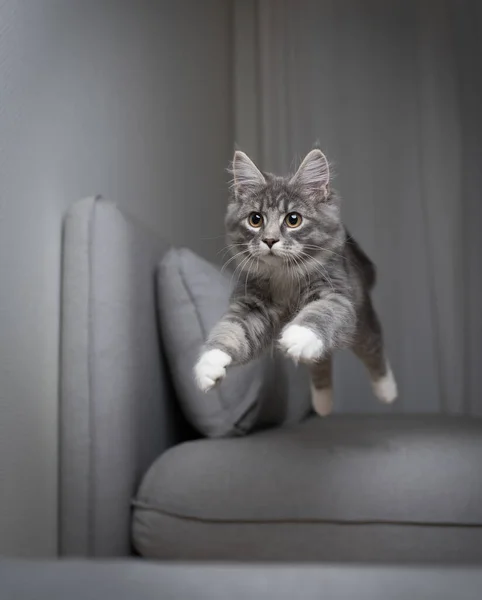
(267, 274), (306, 314)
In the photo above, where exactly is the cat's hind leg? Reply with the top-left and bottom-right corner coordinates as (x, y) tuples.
(310, 354), (334, 416)
(353, 298), (397, 404)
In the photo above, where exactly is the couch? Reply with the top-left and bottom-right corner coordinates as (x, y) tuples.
(59, 196), (482, 562)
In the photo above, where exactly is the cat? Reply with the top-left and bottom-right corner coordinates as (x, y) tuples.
(194, 148), (397, 416)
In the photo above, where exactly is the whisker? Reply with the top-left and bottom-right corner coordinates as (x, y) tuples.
(221, 249), (248, 274)
(231, 253), (252, 289)
(218, 243), (249, 261)
(217, 242), (249, 256)
(295, 253), (311, 290)
(302, 244), (345, 259)
(302, 244), (361, 273)
(277, 251), (314, 303)
(297, 251), (336, 292)
(244, 256), (255, 298)
(290, 255), (303, 310)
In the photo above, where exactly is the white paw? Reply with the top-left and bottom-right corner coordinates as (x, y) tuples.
(279, 325), (324, 363)
(194, 349), (232, 392)
(372, 364), (397, 404)
(311, 386), (333, 417)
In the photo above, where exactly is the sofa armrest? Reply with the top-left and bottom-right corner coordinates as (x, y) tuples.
(60, 197), (187, 556)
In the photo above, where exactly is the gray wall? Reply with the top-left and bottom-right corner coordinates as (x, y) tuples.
(0, 0), (232, 556)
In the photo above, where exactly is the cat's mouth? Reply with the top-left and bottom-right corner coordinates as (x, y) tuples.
(258, 244), (283, 258)
(257, 250), (287, 265)
(247, 243), (292, 264)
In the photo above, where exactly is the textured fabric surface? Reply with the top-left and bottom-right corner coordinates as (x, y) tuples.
(133, 515), (482, 564)
(133, 415), (482, 561)
(157, 247), (311, 437)
(60, 197), (188, 557)
(2, 561), (482, 600)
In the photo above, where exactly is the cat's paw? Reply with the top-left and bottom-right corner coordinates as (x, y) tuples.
(194, 349), (232, 392)
(311, 385), (333, 417)
(372, 364), (397, 404)
(279, 325), (325, 363)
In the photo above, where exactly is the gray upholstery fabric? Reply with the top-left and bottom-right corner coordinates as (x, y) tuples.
(60, 197), (187, 556)
(157, 247), (268, 437)
(133, 517), (482, 564)
(133, 415), (482, 562)
(157, 247), (311, 437)
(2, 561), (482, 600)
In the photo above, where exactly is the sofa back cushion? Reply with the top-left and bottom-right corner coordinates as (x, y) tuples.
(157, 247), (311, 438)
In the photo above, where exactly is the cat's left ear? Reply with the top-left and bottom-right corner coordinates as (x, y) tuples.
(290, 149), (330, 200)
(231, 151), (266, 200)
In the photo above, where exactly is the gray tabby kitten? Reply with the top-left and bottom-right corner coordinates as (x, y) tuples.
(194, 149), (397, 416)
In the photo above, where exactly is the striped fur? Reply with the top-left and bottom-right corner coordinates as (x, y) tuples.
(194, 149), (397, 411)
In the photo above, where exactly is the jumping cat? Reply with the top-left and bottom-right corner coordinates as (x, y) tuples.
(194, 148), (397, 416)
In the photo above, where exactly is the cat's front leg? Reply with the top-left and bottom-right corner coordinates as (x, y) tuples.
(194, 299), (280, 392)
(279, 291), (356, 364)
(194, 348), (233, 393)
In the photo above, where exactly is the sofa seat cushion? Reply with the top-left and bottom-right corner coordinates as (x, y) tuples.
(132, 415), (482, 562)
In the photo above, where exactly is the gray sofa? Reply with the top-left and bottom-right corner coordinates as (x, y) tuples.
(60, 196), (482, 562)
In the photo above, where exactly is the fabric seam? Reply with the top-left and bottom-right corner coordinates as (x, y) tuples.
(87, 196), (100, 555)
(131, 501), (482, 528)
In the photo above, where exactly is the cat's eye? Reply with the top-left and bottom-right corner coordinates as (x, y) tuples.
(248, 212), (263, 228)
(285, 212), (302, 228)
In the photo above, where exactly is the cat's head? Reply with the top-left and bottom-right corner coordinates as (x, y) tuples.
(225, 148), (344, 276)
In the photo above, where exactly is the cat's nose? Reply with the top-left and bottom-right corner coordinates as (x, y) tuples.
(263, 238), (279, 249)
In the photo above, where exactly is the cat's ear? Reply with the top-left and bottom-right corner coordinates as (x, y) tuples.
(231, 151), (266, 199)
(290, 149), (330, 199)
